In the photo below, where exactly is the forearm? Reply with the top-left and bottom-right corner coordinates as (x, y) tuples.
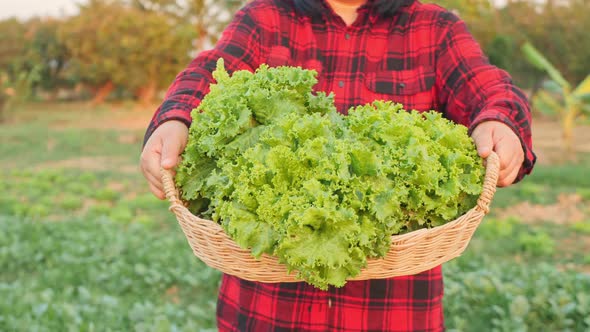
(143, 59), (216, 145)
(436, 19), (536, 182)
(467, 82), (535, 181)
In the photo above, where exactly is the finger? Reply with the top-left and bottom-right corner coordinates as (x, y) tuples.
(161, 137), (183, 170)
(500, 152), (524, 183)
(498, 149), (520, 174)
(498, 162), (521, 187)
(148, 182), (166, 200)
(471, 126), (494, 158)
(493, 143), (514, 185)
(142, 151), (165, 188)
(141, 159), (165, 199)
(140, 141), (166, 190)
(493, 134), (519, 171)
(495, 139), (524, 186)
(144, 167), (164, 192)
(498, 163), (516, 186)
(507, 152), (524, 175)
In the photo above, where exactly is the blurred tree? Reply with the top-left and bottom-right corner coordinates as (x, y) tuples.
(495, 0), (590, 88)
(0, 18), (43, 116)
(433, 0), (499, 47)
(526, 0), (590, 86)
(428, 0), (539, 87)
(124, 0), (247, 51)
(58, 1), (117, 104)
(25, 18), (73, 97)
(186, 0), (247, 50)
(0, 19), (27, 79)
(0, 19), (24, 120)
(58, 0), (196, 104)
(433, 0), (590, 90)
(0, 73), (9, 122)
(4, 0), (586, 106)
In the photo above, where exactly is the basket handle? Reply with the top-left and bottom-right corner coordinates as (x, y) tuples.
(476, 151), (500, 214)
(161, 168), (184, 210)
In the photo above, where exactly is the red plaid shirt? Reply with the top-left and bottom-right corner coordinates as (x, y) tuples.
(146, 0), (535, 330)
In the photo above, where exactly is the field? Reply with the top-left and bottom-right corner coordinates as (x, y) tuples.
(1, 103), (590, 331)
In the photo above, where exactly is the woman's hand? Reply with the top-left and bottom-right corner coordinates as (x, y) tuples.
(471, 121), (525, 187)
(140, 120), (189, 199)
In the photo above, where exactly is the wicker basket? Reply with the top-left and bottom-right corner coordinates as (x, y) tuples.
(162, 151), (500, 283)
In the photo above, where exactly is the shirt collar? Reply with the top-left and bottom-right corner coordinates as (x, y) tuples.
(319, 0), (377, 9)
(317, 0), (380, 25)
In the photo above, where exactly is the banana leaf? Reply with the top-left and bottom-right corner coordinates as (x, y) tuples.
(522, 42), (570, 90)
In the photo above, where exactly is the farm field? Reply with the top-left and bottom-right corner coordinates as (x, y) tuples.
(1, 103), (590, 331)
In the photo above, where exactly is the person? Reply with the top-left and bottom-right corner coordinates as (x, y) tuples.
(140, 0), (536, 330)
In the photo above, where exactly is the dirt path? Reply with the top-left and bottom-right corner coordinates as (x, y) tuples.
(532, 117), (590, 164)
(496, 193), (588, 224)
(36, 156), (139, 173)
(31, 102), (159, 131)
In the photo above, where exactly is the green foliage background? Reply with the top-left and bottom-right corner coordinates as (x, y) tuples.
(1, 105), (589, 330)
(1, 0), (589, 103)
(1, 0), (590, 330)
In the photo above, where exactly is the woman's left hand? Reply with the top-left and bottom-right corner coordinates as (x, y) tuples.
(471, 121), (525, 187)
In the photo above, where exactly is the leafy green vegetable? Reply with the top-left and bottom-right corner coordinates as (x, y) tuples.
(176, 59), (484, 289)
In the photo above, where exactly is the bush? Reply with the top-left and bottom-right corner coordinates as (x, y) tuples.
(444, 259), (590, 331)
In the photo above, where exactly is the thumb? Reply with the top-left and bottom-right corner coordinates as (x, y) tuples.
(471, 125), (494, 158)
(160, 138), (181, 170)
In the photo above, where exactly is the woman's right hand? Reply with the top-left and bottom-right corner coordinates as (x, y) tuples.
(140, 120), (189, 200)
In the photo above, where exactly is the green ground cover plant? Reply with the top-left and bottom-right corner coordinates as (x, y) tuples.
(0, 104), (589, 330)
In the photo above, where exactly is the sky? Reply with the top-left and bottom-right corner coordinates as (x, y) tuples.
(0, 0), (82, 19)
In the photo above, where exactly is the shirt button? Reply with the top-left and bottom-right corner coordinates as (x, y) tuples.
(345, 33), (351, 40)
(338, 81), (345, 88)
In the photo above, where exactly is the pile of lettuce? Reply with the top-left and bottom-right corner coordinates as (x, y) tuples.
(175, 59), (484, 290)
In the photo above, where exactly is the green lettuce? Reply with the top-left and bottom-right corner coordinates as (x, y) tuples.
(176, 59), (485, 290)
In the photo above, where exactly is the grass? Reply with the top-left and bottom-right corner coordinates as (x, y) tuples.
(0, 216), (220, 332)
(466, 217), (590, 266)
(0, 124), (142, 167)
(0, 168), (172, 224)
(444, 258), (590, 331)
(0, 102), (145, 168)
(1, 103), (589, 331)
(490, 159), (590, 209)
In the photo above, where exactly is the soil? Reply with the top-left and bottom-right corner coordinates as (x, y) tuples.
(496, 193), (587, 225)
(531, 117), (590, 164)
(37, 156), (137, 173)
(495, 117), (590, 226)
(45, 102), (158, 131)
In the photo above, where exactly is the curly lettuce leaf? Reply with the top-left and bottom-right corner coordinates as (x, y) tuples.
(177, 60), (485, 290)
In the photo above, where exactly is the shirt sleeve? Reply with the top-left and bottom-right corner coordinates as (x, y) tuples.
(143, 4), (262, 146)
(434, 15), (536, 183)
